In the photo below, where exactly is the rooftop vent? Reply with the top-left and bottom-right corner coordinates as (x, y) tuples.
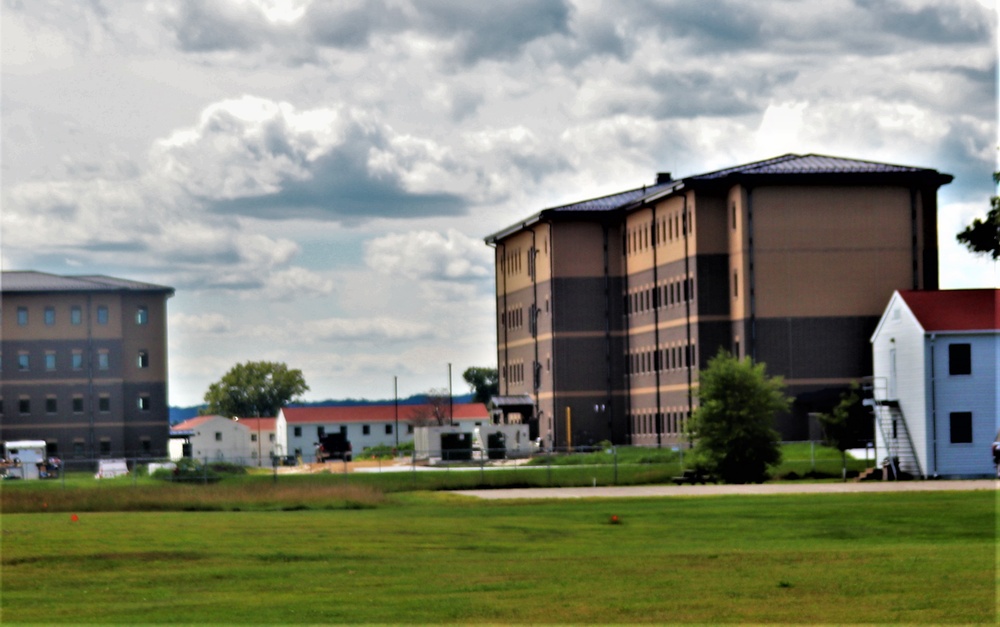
(656, 172), (672, 184)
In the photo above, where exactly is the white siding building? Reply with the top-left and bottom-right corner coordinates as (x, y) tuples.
(169, 415), (254, 464)
(871, 290), (999, 478)
(276, 403), (491, 462)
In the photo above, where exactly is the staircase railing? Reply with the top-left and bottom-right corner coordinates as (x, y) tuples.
(863, 377), (923, 479)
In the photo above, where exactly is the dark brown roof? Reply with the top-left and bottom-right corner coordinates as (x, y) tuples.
(1, 271), (174, 295)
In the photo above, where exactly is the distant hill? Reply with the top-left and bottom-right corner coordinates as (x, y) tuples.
(169, 393), (476, 425)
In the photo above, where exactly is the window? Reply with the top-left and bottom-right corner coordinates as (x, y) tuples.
(385, 424), (393, 435)
(19, 398), (30, 414)
(44, 307), (56, 325)
(73, 441), (85, 457)
(137, 351), (149, 369)
(137, 395), (151, 411)
(99, 395), (111, 412)
(100, 440), (111, 455)
(948, 344), (971, 375)
(71, 306), (82, 325)
(950, 412), (973, 444)
(215, 432), (222, 442)
(97, 306), (109, 325)
(251, 434), (258, 442)
(45, 352), (56, 371)
(293, 426), (302, 437)
(98, 350), (109, 370)
(46, 397), (57, 413)
(317, 426), (325, 438)
(269, 434), (275, 442)
(362, 425), (371, 435)
(18, 352), (29, 371)
(733, 271), (738, 298)
(407, 424), (414, 434)
(140, 439), (152, 455)
(17, 307), (28, 326)
(72, 350), (83, 371)
(136, 306), (149, 325)
(72, 396), (84, 413)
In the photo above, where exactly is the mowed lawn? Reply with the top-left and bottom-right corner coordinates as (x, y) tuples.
(1, 490), (995, 624)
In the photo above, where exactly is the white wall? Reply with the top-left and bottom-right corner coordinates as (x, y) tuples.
(872, 294), (928, 472)
(184, 416), (252, 464)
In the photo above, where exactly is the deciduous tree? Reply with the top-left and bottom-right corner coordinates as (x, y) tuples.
(956, 171), (1000, 260)
(687, 350), (788, 484)
(202, 361), (308, 418)
(462, 367), (499, 404)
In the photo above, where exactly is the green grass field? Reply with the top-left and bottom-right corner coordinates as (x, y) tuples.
(2, 488), (995, 624)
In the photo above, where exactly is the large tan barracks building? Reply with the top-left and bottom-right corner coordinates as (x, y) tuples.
(486, 154), (953, 448)
(1, 272), (174, 458)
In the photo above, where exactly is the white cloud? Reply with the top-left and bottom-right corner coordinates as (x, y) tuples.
(171, 312), (233, 334)
(364, 229), (492, 281)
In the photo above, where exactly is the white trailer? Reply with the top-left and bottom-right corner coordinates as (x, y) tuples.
(2, 440), (48, 480)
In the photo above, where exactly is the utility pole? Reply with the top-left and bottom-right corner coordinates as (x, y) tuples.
(448, 363), (454, 426)
(394, 376), (399, 448)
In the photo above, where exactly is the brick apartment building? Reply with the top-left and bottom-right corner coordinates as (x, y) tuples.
(1, 271), (174, 458)
(485, 154), (953, 448)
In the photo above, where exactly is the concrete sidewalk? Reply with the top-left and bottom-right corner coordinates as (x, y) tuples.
(455, 479), (997, 500)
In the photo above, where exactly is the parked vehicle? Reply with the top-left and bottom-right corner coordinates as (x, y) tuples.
(318, 433), (353, 462)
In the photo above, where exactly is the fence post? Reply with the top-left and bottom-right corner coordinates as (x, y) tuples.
(613, 447), (618, 485)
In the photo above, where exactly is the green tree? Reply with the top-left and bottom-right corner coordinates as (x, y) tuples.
(818, 383), (866, 481)
(687, 349), (789, 484)
(202, 361), (309, 417)
(956, 171), (1000, 259)
(462, 366), (499, 403)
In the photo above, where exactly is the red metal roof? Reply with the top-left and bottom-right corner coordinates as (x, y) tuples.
(898, 289), (1000, 332)
(281, 403), (490, 424)
(236, 417), (276, 431)
(171, 415), (228, 432)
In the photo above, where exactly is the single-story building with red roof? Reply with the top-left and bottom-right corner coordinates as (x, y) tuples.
(276, 403), (491, 462)
(870, 289), (999, 478)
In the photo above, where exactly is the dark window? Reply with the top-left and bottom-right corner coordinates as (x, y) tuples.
(948, 344), (971, 375)
(362, 425), (371, 435)
(407, 425), (414, 434)
(73, 441), (85, 457)
(293, 426), (302, 437)
(385, 424), (393, 435)
(97, 306), (109, 325)
(215, 432), (222, 442)
(99, 395), (111, 412)
(141, 439), (152, 454)
(100, 440), (111, 455)
(949, 412), (973, 444)
(137, 395), (150, 411)
(136, 306), (149, 325)
(45, 397), (57, 413)
(19, 398), (30, 414)
(137, 351), (149, 369)
(72, 396), (84, 413)
(317, 426), (325, 437)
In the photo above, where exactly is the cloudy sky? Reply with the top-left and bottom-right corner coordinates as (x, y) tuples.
(2, 0), (997, 407)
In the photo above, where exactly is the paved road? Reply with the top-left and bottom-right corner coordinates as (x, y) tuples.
(455, 479), (997, 500)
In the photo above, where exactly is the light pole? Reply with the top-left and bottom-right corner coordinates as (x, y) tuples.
(448, 363), (453, 426)
(394, 376), (399, 448)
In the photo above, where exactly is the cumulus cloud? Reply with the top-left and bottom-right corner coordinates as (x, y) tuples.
(171, 312), (234, 334)
(151, 95), (471, 220)
(364, 229), (492, 282)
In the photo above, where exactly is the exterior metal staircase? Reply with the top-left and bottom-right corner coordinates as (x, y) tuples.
(863, 378), (923, 479)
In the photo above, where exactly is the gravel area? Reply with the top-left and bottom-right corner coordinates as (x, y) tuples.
(454, 479), (998, 500)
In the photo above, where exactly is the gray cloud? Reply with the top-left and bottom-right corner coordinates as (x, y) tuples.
(163, 0), (271, 52)
(209, 148), (467, 221)
(854, 0), (992, 44)
(416, 0), (573, 65)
